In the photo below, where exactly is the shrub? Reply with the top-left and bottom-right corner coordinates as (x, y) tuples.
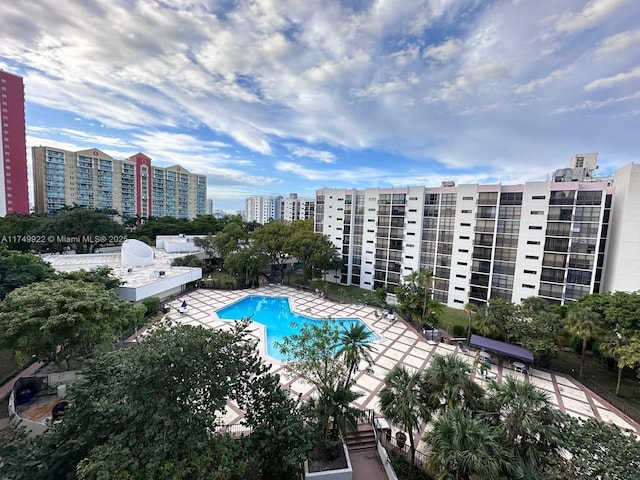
(142, 297), (160, 317)
(452, 325), (466, 337)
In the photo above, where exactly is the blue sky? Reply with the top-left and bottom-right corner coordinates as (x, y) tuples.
(1, 0), (639, 212)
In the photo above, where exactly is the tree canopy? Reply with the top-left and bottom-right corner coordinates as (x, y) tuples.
(0, 321), (315, 480)
(0, 245), (56, 300)
(0, 279), (142, 369)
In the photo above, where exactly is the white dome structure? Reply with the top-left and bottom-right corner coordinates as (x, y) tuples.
(121, 239), (154, 267)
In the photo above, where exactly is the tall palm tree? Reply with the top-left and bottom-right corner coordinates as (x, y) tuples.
(424, 298), (444, 327)
(424, 353), (483, 412)
(337, 323), (374, 387)
(417, 269), (434, 323)
(564, 305), (603, 378)
(379, 364), (430, 480)
(426, 406), (510, 480)
(484, 377), (562, 474)
(464, 303), (477, 342)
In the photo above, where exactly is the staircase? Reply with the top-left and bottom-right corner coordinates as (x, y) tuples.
(346, 423), (378, 452)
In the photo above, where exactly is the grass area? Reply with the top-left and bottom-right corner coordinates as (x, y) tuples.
(439, 307), (469, 333)
(550, 349), (640, 409)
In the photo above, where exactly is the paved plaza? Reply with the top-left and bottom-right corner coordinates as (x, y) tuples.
(155, 285), (640, 450)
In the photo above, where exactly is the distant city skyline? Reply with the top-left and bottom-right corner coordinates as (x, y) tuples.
(1, 1), (638, 212)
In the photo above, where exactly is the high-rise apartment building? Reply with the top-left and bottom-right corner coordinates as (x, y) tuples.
(245, 195), (282, 224)
(32, 146), (206, 220)
(316, 154), (637, 308)
(0, 70), (30, 215)
(281, 193), (315, 223)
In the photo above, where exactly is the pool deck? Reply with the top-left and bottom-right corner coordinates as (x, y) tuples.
(144, 285), (640, 452)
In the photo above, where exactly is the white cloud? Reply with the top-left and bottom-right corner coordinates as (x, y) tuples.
(593, 30), (640, 57)
(584, 67), (640, 91)
(284, 144), (336, 163)
(422, 38), (463, 63)
(555, 0), (631, 32)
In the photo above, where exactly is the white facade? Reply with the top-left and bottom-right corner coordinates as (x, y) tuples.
(602, 163), (640, 293)
(281, 193), (316, 223)
(245, 196), (282, 224)
(316, 158), (630, 308)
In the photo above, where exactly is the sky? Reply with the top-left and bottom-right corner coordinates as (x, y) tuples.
(1, 0), (639, 212)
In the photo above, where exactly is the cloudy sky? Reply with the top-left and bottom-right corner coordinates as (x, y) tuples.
(2, 0), (639, 212)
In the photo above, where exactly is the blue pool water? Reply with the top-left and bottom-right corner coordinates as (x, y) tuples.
(216, 296), (373, 361)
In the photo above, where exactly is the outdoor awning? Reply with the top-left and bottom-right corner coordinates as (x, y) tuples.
(469, 334), (534, 363)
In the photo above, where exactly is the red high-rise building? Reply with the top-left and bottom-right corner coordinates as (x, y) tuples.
(0, 70), (30, 215)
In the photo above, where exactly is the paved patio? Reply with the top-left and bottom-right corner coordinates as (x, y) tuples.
(152, 285), (640, 452)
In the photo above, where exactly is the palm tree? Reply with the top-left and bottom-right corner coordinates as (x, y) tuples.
(417, 269), (434, 323)
(337, 323), (374, 387)
(316, 384), (365, 441)
(424, 298), (444, 327)
(424, 353), (483, 412)
(564, 305), (603, 378)
(379, 364), (430, 479)
(484, 377), (562, 474)
(426, 406), (510, 480)
(464, 302), (477, 342)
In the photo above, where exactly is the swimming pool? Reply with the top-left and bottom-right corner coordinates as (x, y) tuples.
(216, 296), (374, 361)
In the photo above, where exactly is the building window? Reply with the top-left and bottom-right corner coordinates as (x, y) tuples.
(527, 240), (541, 245)
(525, 255), (539, 260)
(522, 284), (535, 289)
(532, 195), (546, 200)
(528, 225), (542, 230)
(524, 269), (536, 274)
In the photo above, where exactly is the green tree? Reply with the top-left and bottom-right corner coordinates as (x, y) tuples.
(32, 208), (127, 253)
(557, 414), (640, 479)
(277, 319), (364, 446)
(0, 320), (298, 480)
(508, 297), (561, 367)
(423, 353), (483, 412)
(426, 406), (511, 480)
(0, 279), (140, 369)
(285, 220), (341, 282)
(58, 266), (122, 290)
(564, 305), (603, 378)
(240, 371), (315, 479)
(252, 221), (291, 283)
(277, 319), (345, 396)
(472, 299), (516, 339)
(0, 245), (56, 300)
(171, 253), (205, 268)
(214, 220), (249, 271)
(379, 364), (430, 479)
(0, 213), (47, 252)
(193, 233), (218, 266)
(337, 323), (374, 388)
(226, 246), (270, 286)
(485, 377), (562, 475)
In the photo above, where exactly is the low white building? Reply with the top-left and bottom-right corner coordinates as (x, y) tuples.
(43, 242), (202, 302)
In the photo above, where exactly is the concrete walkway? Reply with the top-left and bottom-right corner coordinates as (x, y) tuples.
(157, 285), (640, 436)
(130, 285), (640, 476)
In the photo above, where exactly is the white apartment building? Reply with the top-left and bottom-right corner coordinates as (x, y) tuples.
(281, 193), (316, 223)
(245, 195), (282, 224)
(316, 155), (638, 308)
